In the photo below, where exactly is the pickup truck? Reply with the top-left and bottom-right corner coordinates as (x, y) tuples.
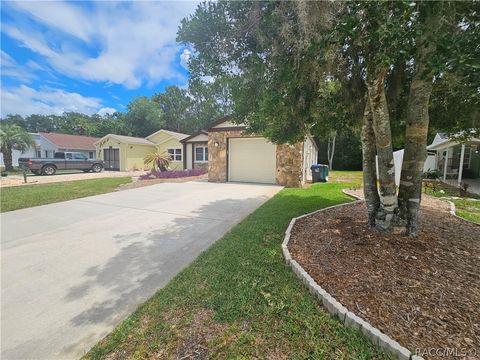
(18, 152), (104, 175)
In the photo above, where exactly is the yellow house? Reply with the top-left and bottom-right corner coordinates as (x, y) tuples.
(95, 130), (189, 171)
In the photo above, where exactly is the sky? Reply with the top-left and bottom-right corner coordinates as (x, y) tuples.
(0, 1), (198, 117)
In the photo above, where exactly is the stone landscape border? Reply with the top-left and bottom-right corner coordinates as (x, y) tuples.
(282, 196), (424, 360)
(441, 197), (480, 225)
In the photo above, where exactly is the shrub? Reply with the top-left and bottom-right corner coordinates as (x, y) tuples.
(460, 182), (470, 197)
(139, 168), (206, 180)
(423, 169), (440, 179)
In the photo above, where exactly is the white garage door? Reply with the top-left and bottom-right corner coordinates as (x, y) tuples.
(228, 137), (276, 184)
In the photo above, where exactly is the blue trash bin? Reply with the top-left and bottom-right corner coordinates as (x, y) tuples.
(311, 164), (329, 183)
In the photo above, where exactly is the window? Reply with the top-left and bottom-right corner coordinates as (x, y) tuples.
(89, 151), (94, 159)
(463, 147), (472, 169)
(36, 149), (41, 158)
(168, 148), (182, 161)
(66, 153), (73, 159)
(73, 153), (87, 160)
(45, 150), (49, 158)
(195, 146), (208, 162)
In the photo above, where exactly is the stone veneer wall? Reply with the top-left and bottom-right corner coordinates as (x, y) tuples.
(276, 143), (304, 187)
(208, 129), (304, 187)
(208, 129), (245, 182)
(194, 162), (208, 171)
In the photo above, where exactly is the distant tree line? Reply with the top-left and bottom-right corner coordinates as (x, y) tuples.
(1, 78), (233, 138)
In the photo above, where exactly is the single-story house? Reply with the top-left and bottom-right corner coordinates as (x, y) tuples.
(0, 132), (99, 168)
(206, 116), (318, 187)
(385, 133), (480, 190)
(95, 129), (189, 171)
(426, 133), (480, 184)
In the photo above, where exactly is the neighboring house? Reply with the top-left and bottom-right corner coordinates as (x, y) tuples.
(95, 130), (189, 171)
(426, 133), (480, 184)
(206, 116), (318, 187)
(385, 132), (480, 187)
(181, 130), (209, 171)
(0, 132), (99, 167)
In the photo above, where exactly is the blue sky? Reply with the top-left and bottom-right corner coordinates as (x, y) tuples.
(1, 1), (198, 117)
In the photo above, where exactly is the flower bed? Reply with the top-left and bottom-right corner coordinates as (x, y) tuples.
(139, 168), (206, 180)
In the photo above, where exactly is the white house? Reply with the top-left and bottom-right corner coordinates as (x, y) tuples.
(0, 132), (100, 167)
(426, 133), (480, 184)
(381, 133), (480, 190)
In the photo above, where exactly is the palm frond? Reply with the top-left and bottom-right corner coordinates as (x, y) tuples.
(143, 150), (171, 171)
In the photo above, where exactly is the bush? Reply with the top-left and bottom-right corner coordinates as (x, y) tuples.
(139, 168), (206, 180)
(423, 169), (440, 179)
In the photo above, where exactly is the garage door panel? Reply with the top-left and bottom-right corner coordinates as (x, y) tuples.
(228, 138), (276, 184)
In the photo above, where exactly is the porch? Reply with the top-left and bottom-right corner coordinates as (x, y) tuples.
(427, 136), (480, 191)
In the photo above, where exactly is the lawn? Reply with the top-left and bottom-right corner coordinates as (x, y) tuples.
(0, 177), (131, 212)
(84, 180), (388, 359)
(423, 180), (480, 224)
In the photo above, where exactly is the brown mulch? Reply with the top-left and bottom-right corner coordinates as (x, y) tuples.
(288, 195), (480, 359)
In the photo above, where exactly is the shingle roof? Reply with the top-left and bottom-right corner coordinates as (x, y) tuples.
(39, 132), (100, 151)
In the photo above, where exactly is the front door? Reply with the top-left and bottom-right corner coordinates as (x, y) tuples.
(104, 148), (120, 171)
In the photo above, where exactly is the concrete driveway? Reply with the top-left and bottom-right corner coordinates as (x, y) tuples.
(1, 180), (282, 360)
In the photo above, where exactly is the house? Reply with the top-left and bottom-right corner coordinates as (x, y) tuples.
(426, 133), (480, 186)
(206, 116), (318, 187)
(95, 129), (189, 171)
(385, 133), (480, 193)
(0, 132), (99, 168)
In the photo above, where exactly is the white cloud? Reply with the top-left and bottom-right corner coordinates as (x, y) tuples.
(2, 1), (199, 89)
(97, 107), (116, 116)
(1, 85), (105, 117)
(180, 49), (191, 70)
(1, 50), (36, 82)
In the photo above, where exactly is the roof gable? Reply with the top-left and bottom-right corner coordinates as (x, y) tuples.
(95, 134), (155, 146)
(181, 130), (208, 143)
(206, 115), (247, 131)
(145, 129), (189, 142)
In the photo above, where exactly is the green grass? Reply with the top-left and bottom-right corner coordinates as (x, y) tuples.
(329, 170), (363, 186)
(449, 199), (480, 224)
(423, 180), (480, 224)
(0, 167), (23, 176)
(0, 177), (132, 212)
(84, 181), (389, 360)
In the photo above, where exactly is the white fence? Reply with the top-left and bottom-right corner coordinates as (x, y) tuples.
(376, 149), (436, 186)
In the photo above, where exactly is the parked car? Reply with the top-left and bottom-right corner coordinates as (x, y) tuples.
(18, 152), (104, 175)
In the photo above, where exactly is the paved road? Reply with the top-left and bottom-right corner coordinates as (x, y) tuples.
(1, 180), (282, 359)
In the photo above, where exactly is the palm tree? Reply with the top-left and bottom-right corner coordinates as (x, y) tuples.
(0, 124), (36, 171)
(143, 149), (171, 172)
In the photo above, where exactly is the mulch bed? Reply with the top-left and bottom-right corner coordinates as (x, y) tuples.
(288, 195), (479, 359)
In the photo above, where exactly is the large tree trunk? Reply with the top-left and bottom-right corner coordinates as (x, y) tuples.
(366, 69), (404, 233)
(2, 146), (14, 171)
(361, 101), (380, 227)
(398, 74), (432, 236)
